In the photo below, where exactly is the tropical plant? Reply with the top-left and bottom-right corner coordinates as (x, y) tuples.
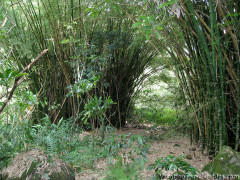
(31, 117), (81, 155)
(101, 130), (150, 167)
(149, 155), (199, 179)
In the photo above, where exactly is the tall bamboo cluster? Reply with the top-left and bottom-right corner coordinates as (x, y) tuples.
(96, 30), (156, 127)
(155, 0), (240, 153)
(6, 0), (84, 122)
(2, 0), (155, 128)
(133, 0), (240, 153)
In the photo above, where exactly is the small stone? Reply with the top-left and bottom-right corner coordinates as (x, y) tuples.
(162, 127), (168, 131)
(208, 156), (213, 160)
(186, 154), (192, 160)
(189, 147), (196, 151)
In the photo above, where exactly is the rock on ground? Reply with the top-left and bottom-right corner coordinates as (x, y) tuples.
(0, 149), (75, 180)
(202, 146), (240, 177)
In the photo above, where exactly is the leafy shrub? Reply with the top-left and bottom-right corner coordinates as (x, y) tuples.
(0, 117), (33, 169)
(63, 136), (100, 170)
(134, 107), (176, 125)
(100, 128), (150, 166)
(149, 155), (199, 179)
(31, 117), (81, 155)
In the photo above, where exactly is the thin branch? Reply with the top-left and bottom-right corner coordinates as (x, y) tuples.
(0, 49), (48, 114)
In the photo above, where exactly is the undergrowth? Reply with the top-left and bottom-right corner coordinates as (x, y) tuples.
(133, 107), (177, 125)
(104, 156), (143, 180)
(149, 155), (199, 179)
(0, 112), (197, 179)
(0, 117), (150, 178)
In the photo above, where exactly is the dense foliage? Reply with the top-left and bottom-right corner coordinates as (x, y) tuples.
(128, 0), (240, 153)
(0, 0), (239, 178)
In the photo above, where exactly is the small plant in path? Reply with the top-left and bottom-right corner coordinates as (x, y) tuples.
(149, 155), (199, 179)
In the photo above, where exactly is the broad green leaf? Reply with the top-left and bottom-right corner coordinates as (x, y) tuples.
(15, 73), (29, 78)
(132, 21), (143, 29)
(10, 70), (20, 78)
(0, 72), (4, 78)
(138, 135), (143, 145)
(4, 69), (12, 79)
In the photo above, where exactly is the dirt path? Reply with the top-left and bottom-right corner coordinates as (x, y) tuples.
(76, 126), (211, 179)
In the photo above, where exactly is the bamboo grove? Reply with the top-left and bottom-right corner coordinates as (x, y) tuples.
(1, 0), (239, 155)
(1, 0), (156, 128)
(175, 0), (240, 154)
(133, 0), (240, 153)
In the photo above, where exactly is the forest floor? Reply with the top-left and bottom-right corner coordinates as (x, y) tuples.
(76, 124), (211, 180)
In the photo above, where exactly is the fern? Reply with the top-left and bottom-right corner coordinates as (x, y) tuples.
(45, 134), (57, 155)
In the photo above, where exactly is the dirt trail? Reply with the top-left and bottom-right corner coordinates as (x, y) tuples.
(76, 125), (211, 179)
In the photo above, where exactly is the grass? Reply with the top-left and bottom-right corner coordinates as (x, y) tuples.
(134, 107), (177, 125)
